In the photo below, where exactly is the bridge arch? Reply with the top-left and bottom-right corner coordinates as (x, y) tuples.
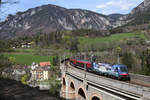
(62, 77), (66, 98)
(90, 93), (103, 100)
(69, 80), (76, 99)
(62, 77), (66, 89)
(77, 86), (87, 100)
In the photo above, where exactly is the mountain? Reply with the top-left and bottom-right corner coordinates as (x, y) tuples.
(110, 0), (150, 33)
(126, 0), (150, 25)
(108, 14), (124, 20)
(0, 0), (150, 39)
(109, 0), (150, 27)
(131, 0), (150, 14)
(0, 4), (118, 39)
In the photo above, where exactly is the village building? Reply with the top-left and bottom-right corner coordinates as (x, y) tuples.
(21, 42), (32, 48)
(40, 62), (51, 68)
(12, 68), (26, 81)
(31, 62), (51, 81)
(2, 67), (27, 81)
(31, 62), (39, 70)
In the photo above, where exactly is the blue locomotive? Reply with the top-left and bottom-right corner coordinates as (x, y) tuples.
(70, 58), (130, 81)
(108, 64), (130, 81)
(92, 63), (130, 81)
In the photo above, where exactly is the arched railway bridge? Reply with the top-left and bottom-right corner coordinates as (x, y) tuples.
(60, 61), (150, 100)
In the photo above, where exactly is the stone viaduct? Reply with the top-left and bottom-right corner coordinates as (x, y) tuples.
(60, 62), (150, 100)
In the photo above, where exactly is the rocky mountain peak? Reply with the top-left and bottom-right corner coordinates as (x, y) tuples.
(1, 4), (123, 39)
(131, 0), (150, 14)
(1, 2), (144, 40)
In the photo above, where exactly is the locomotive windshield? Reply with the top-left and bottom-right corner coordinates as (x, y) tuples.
(120, 66), (128, 72)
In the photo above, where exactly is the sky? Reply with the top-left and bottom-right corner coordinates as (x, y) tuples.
(1, 0), (144, 19)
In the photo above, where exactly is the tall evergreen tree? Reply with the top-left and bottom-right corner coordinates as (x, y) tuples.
(122, 52), (135, 70)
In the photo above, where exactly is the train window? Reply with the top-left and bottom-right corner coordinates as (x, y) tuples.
(76, 62), (84, 67)
(106, 68), (111, 71)
(114, 67), (118, 72)
(120, 66), (127, 72)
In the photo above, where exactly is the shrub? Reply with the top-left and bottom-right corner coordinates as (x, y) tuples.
(21, 74), (29, 85)
(52, 56), (59, 66)
(49, 76), (61, 95)
(122, 52), (135, 70)
(140, 49), (150, 75)
(0, 54), (11, 73)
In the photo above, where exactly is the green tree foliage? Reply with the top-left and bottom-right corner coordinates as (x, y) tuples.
(33, 31), (64, 47)
(148, 23), (150, 29)
(21, 74), (29, 85)
(109, 27), (123, 34)
(72, 29), (109, 37)
(49, 76), (61, 95)
(51, 66), (57, 72)
(131, 10), (150, 25)
(116, 46), (122, 64)
(0, 54), (11, 72)
(140, 49), (150, 75)
(0, 41), (11, 73)
(62, 35), (71, 49)
(0, 40), (9, 52)
(116, 46), (121, 54)
(8, 56), (16, 65)
(52, 56), (59, 66)
(122, 52), (135, 70)
(8, 35), (34, 48)
(70, 37), (79, 53)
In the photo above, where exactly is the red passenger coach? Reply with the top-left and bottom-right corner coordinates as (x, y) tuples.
(70, 59), (92, 69)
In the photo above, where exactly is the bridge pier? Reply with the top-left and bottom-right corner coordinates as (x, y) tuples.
(65, 76), (69, 100)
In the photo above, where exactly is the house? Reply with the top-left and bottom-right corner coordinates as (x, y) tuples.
(31, 62), (39, 70)
(12, 68), (26, 81)
(146, 41), (150, 46)
(31, 67), (51, 81)
(2, 68), (14, 79)
(2, 67), (26, 81)
(40, 62), (51, 67)
(21, 42), (31, 48)
(31, 62), (51, 81)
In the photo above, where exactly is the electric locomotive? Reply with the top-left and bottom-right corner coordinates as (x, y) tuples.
(108, 64), (130, 81)
(70, 58), (130, 81)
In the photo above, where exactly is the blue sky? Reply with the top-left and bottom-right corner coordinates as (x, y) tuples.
(1, 0), (144, 18)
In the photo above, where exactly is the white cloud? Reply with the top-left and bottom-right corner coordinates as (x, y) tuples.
(96, 0), (143, 14)
(96, 0), (138, 10)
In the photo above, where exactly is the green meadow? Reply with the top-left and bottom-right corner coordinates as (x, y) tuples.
(79, 32), (146, 45)
(4, 32), (147, 65)
(4, 54), (53, 66)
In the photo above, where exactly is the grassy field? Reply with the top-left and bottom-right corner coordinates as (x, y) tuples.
(4, 54), (54, 66)
(79, 32), (146, 45)
(78, 32), (147, 51)
(13, 48), (36, 53)
(4, 32), (147, 65)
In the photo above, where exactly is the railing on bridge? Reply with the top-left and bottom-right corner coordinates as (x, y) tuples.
(62, 63), (150, 100)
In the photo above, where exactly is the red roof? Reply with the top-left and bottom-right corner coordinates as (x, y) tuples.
(40, 62), (51, 67)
